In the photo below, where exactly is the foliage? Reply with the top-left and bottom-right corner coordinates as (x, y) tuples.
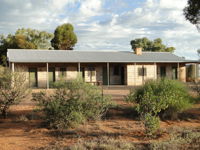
(130, 37), (175, 52)
(51, 23), (77, 50)
(184, 0), (200, 30)
(37, 127), (200, 150)
(126, 79), (192, 135)
(143, 113), (160, 136)
(0, 66), (30, 118)
(37, 137), (135, 150)
(0, 28), (53, 65)
(15, 28), (53, 49)
(32, 78), (112, 129)
(192, 81), (200, 97)
(149, 127), (200, 150)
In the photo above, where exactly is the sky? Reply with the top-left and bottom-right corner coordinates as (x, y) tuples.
(0, 0), (199, 60)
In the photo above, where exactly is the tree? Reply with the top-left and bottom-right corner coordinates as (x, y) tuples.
(15, 28), (53, 49)
(184, 0), (200, 30)
(0, 66), (30, 118)
(51, 23), (77, 50)
(0, 28), (53, 65)
(130, 37), (175, 52)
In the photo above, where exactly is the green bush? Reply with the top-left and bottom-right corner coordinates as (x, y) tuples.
(32, 78), (112, 129)
(143, 113), (160, 136)
(126, 79), (192, 135)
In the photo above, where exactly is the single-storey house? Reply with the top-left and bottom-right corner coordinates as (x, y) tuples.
(7, 48), (199, 88)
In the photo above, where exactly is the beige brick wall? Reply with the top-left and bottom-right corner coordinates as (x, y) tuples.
(84, 66), (103, 83)
(127, 63), (157, 86)
(37, 67), (47, 88)
(127, 64), (135, 85)
(179, 64), (186, 82)
(66, 67), (78, 80)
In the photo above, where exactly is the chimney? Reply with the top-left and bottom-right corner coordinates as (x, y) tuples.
(135, 47), (142, 55)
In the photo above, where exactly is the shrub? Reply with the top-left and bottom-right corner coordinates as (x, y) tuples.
(126, 79), (192, 135)
(37, 137), (135, 150)
(0, 66), (30, 118)
(32, 78), (112, 129)
(69, 136), (135, 150)
(192, 80), (200, 97)
(143, 113), (160, 136)
(149, 127), (200, 150)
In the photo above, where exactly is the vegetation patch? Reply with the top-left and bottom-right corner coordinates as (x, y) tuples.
(32, 78), (112, 130)
(148, 127), (200, 150)
(126, 79), (193, 136)
(0, 66), (30, 118)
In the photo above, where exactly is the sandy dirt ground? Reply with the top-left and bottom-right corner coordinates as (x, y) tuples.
(0, 88), (199, 150)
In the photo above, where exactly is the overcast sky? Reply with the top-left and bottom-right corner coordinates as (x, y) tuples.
(0, 0), (199, 59)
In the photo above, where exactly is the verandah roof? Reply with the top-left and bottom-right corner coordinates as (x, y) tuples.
(7, 49), (197, 63)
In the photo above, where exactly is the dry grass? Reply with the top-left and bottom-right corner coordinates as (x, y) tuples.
(0, 87), (199, 150)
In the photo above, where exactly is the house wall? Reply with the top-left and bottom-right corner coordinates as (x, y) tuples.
(14, 63), (80, 88)
(127, 63), (156, 86)
(157, 63), (186, 82)
(13, 62), (187, 88)
(179, 64), (186, 82)
(84, 66), (102, 82)
(127, 63), (186, 86)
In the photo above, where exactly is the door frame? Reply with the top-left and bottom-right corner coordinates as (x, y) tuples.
(28, 68), (38, 88)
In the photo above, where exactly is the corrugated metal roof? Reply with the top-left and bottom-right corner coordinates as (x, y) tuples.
(7, 49), (189, 63)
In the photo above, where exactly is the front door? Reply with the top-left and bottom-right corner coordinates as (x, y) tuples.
(29, 68), (37, 88)
(103, 66), (108, 85)
(49, 67), (55, 88)
(160, 66), (166, 78)
(172, 67), (177, 79)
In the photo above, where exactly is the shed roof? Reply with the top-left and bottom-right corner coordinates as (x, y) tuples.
(7, 49), (195, 63)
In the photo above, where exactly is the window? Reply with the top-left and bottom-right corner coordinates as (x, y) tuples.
(113, 66), (120, 75)
(88, 67), (95, 76)
(138, 67), (147, 76)
(60, 67), (66, 78)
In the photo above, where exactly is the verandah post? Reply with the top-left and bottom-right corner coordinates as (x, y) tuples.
(107, 62), (110, 86)
(11, 62), (15, 72)
(177, 63), (179, 80)
(46, 62), (49, 89)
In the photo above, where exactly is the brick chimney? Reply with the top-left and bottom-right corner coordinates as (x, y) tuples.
(135, 47), (142, 55)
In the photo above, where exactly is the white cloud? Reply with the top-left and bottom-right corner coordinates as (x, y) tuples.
(0, 0), (199, 59)
(80, 0), (102, 18)
(159, 0), (187, 9)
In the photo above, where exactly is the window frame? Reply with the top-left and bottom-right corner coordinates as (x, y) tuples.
(138, 67), (147, 76)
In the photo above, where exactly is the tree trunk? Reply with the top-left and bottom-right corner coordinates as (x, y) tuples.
(2, 108), (7, 119)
